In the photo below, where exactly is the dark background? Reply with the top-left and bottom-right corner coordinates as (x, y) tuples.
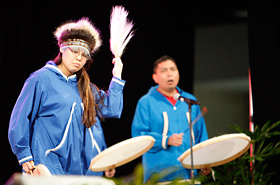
(1, 0), (280, 184)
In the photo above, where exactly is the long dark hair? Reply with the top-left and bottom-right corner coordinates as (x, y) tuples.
(53, 53), (105, 128)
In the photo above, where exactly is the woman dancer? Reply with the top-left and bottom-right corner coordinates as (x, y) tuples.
(8, 17), (125, 177)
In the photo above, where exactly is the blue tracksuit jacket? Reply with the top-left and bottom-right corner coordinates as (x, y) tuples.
(131, 86), (208, 182)
(8, 60), (125, 175)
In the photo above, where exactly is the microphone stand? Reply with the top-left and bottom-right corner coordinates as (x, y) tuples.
(177, 95), (200, 185)
(186, 101), (195, 185)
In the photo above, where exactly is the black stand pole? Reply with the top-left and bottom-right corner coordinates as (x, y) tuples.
(176, 95), (200, 185)
(187, 103), (195, 185)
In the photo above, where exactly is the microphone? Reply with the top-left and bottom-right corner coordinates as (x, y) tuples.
(173, 93), (200, 105)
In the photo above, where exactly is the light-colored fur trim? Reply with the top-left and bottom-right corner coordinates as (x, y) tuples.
(162, 112), (169, 149)
(54, 17), (102, 52)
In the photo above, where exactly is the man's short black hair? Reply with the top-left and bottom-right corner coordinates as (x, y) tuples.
(153, 55), (176, 73)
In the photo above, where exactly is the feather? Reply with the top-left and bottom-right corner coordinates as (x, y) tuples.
(110, 6), (135, 58)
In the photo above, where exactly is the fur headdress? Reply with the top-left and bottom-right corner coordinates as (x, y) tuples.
(54, 17), (102, 54)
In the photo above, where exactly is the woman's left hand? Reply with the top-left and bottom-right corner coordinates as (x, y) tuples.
(112, 57), (123, 79)
(105, 168), (116, 178)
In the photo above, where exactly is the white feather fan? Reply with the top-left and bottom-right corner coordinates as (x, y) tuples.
(110, 6), (135, 58)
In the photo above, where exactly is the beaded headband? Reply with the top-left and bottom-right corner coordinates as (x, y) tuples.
(60, 39), (91, 55)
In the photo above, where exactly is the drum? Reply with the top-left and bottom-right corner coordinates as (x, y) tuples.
(90, 135), (155, 171)
(5, 173), (115, 185)
(178, 133), (251, 169)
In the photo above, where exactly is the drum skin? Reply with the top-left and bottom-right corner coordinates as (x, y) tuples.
(178, 133), (251, 169)
(90, 136), (155, 171)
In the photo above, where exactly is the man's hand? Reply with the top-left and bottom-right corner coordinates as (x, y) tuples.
(105, 168), (116, 178)
(200, 168), (211, 176)
(168, 133), (184, 146)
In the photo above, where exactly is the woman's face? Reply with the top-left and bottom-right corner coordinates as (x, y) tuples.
(59, 47), (89, 76)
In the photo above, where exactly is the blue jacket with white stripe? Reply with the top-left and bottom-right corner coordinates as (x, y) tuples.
(8, 60), (125, 175)
(131, 86), (208, 182)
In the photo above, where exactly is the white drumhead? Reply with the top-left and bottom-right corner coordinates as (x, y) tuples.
(178, 133), (251, 169)
(90, 136), (155, 171)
